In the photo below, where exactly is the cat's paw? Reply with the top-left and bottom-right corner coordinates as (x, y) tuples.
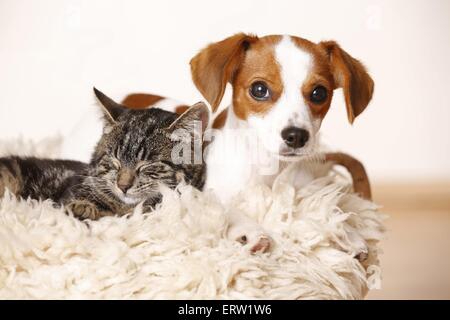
(66, 200), (100, 220)
(228, 223), (273, 254)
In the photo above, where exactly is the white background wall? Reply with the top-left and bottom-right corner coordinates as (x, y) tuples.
(0, 0), (449, 182)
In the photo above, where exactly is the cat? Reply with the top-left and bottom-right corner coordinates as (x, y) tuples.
(0, 88), (209, 220)
(0, 157), (87, 202)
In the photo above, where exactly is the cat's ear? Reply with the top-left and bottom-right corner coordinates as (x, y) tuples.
(167, 102), (210, 134)
(93, 87), (125, 125)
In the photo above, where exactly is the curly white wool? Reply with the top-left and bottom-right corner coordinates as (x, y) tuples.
(0, 137), (385, 299)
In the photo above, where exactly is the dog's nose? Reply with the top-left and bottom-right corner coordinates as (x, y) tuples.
(281, 127), (309, 149)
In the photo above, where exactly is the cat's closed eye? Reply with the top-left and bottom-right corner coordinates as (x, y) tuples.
(96, 155), (121, 175)
(136, 162), (151, 174)
(137, 163), (161, 178)
(111, 158), (121, 170)
(137, 162), (172, 179)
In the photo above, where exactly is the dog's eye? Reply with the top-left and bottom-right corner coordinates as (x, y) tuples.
(250, 81), (271, 101)
(310, 86), (328, 104)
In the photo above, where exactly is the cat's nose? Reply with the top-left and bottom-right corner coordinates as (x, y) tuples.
(117, 181), (132, 193)
(117, 170), (134, 194)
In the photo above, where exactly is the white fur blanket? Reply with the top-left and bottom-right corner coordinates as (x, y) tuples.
(0, 137), (385, 299)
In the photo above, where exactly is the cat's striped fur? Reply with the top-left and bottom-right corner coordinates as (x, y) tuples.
(0, 89), (209, 220)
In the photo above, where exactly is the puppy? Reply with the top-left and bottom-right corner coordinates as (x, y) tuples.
(123, 34), (374, 253)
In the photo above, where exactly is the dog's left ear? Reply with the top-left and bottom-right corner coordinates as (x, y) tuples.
(319, 41), (374, 124)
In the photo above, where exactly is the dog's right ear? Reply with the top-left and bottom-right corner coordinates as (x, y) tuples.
(190, 33), (258, 112)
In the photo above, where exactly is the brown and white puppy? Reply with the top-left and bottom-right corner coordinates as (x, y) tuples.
(124, 33), (374, 253)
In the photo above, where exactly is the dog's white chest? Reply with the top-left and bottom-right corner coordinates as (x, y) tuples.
(204, 109), (282, 203)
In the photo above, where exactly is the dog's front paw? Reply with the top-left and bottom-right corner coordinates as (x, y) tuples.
(228, 223), (273, 254)
(355, 251), (368, 262)
(249, 235), (273, 254)
(66, 200), (100, 220)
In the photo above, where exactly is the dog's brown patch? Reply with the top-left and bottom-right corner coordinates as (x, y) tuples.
(287, 36), (335, 120)
(175, 105), (190, 114)
(122, 93), (165, 109)
(231, 35), (284, 119)
(212, 109), (228, 129)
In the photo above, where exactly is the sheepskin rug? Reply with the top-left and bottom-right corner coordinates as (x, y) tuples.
(0, 137), (385, 299)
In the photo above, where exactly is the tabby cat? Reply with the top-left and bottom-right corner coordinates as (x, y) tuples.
(0, 88), (209, 219)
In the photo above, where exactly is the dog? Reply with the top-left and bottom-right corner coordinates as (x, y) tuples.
(123, 33), (374, 253)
